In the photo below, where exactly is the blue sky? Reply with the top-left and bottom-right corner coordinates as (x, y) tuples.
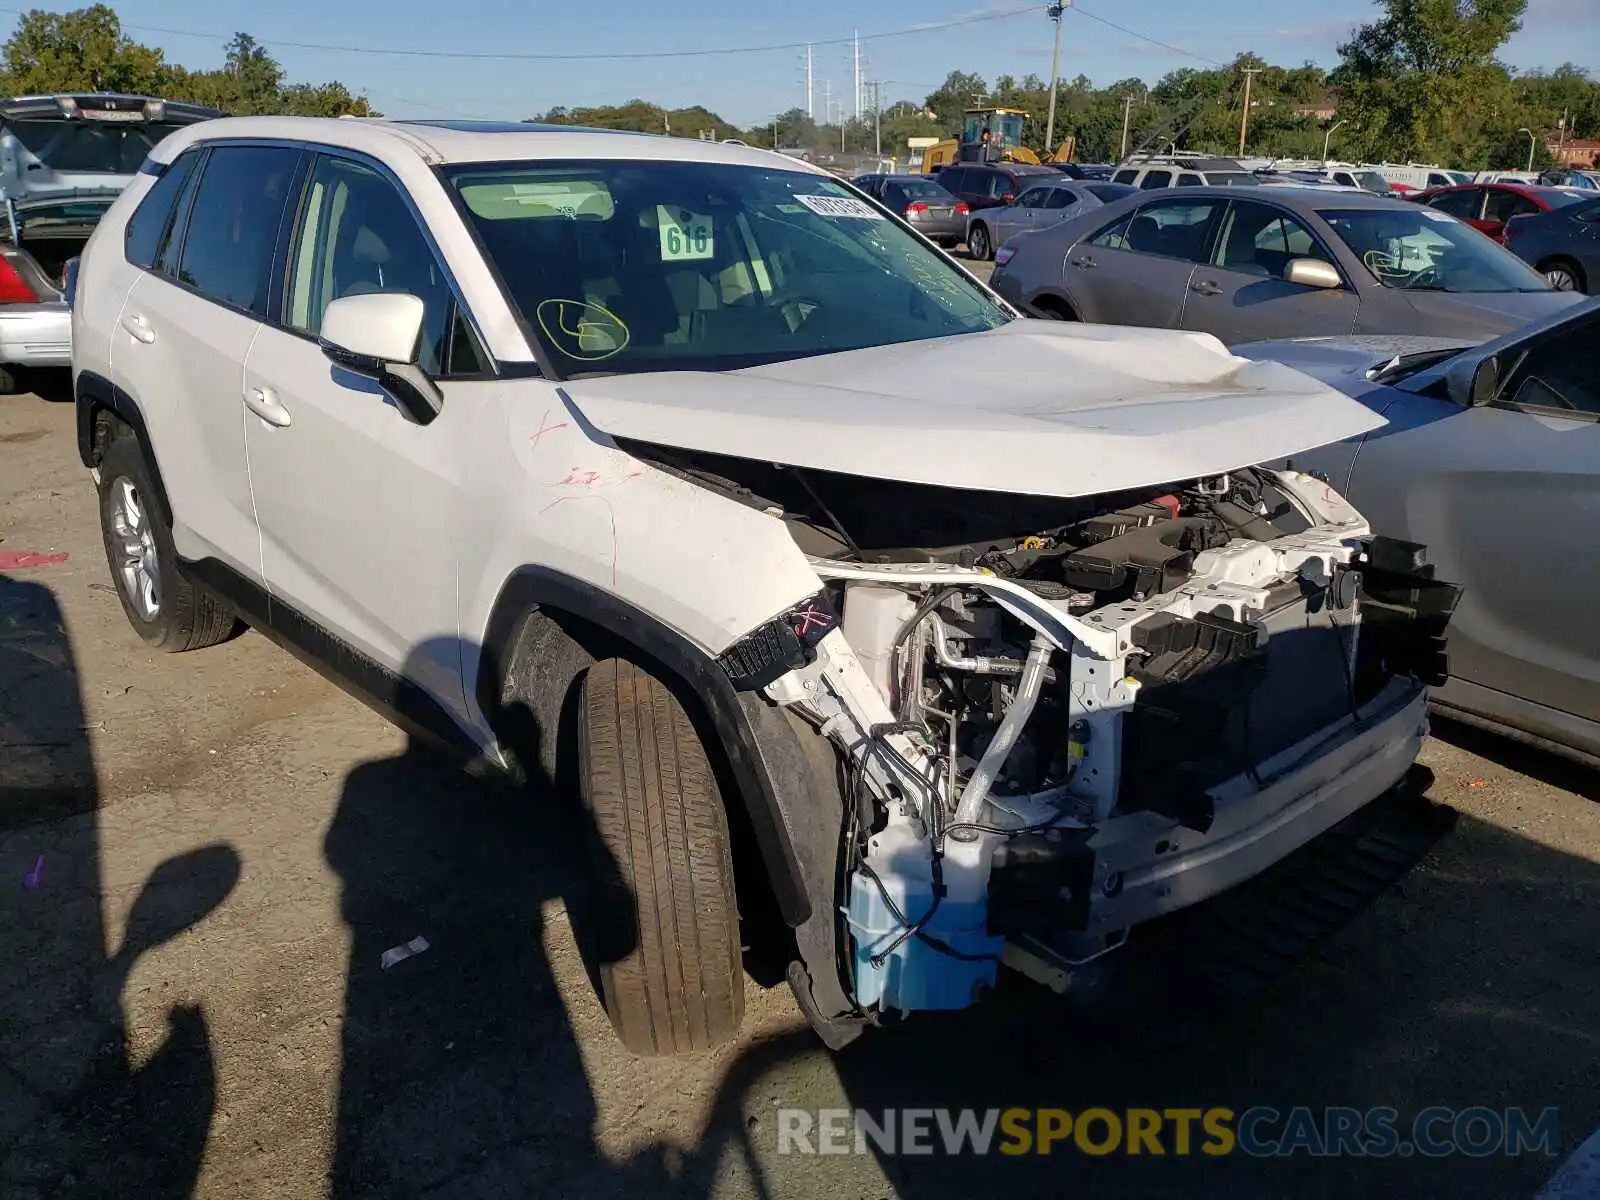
(31, 0), (1600, 126)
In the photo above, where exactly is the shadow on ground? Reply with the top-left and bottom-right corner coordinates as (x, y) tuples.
(0, 572), (238, 1199)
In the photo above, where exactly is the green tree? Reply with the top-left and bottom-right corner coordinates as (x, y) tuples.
(923, 70), (987, 130)
(1, 4), (175, 94)
(1332, 0), (1527, 165)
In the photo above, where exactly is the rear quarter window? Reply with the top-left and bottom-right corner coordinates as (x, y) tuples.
(123, 151), (200, 270)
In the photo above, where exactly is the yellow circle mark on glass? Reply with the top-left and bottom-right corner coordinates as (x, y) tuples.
(535, 298), (631, 362)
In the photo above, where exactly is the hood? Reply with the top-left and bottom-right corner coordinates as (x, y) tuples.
(559, 321), (1387, 499)
(1402, 287), (1585, 336)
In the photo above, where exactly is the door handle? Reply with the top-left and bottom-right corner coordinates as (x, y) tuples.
(244, 385), (292, 428)
(1190, 279), (1223, 296)
(119, 313), (156, 344)
(1070, 255), (1097, 269)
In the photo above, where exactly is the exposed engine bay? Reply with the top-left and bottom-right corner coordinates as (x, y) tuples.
(628, 442), (1460, 1020)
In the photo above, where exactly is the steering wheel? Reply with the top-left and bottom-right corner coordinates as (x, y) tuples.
(1402, 262), (1446, 290)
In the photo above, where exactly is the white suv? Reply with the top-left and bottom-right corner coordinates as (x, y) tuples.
(70, 117), (1459, 1055)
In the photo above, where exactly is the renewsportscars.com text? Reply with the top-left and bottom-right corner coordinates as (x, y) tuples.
(776, 1106), (1561, 1158)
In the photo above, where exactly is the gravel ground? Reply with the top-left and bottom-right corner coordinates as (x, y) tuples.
(2, 387), (1596, 1199)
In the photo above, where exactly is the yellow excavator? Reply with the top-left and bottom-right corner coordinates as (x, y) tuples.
(920, 106), (1076, 173)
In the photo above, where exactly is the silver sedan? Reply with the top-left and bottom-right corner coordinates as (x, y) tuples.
(963, 179), (1135, 262)
(989, 184), (1584, 341)
(1236, 297), (1600, 766)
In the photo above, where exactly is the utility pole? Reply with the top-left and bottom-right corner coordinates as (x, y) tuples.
(822, 79), (832, 129)
(1119, 92), (1135, 159)
(853, 31), (862, 121)
(1238, 67), (1262, 155)
(805, 44), (814, 121)
(871, 81), (883, 156)
(1045, 2), (1066, 156)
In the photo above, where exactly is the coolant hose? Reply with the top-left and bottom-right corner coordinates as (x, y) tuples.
(950, 634), (1054, 837)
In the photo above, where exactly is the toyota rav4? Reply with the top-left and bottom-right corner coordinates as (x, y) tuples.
(69, 117), (1459, 1055)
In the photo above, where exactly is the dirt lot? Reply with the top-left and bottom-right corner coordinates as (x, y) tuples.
(2, 388), (1597, 1199)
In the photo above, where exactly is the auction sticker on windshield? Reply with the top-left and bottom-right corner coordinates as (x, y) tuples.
(793, 194), (884, 219)
(658, 205), (714, 261)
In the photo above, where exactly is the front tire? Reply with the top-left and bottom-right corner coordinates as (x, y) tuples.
(577, 657), (744, 1055)
(96, 426), (239, 652)
(967, 223), (992, 261)
(1539, 258), (1585, 293)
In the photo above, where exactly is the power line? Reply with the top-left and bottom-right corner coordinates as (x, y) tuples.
(1066, 4), (1227, 68)
(0, 3), (1044, 63)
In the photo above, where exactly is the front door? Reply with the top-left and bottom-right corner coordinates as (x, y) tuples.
(242, 152), (483, 722)
(1182, 199), (1360, 342)
(1347, 315), (1600, 731)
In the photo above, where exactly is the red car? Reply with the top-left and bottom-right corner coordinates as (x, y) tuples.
(1410, 182), (1590, 244)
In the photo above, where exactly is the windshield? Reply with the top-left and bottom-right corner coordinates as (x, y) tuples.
(1317, 206), (1553, 293)
(1206, 171), (1261, 187)
(4, 118), (193, 174)
(446, 160), (1011, 377)
(1353, 171), (1390, 194)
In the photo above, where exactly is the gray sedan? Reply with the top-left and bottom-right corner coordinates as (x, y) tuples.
(989, 185), (1585, 342)
(1236, 297), (1600, 766)
(964, 179), (1135, 261)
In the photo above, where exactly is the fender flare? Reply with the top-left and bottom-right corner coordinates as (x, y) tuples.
(75, 370), (174, 527)
(477, 567), (820, 925)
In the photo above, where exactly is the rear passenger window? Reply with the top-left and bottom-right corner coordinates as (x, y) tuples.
(1140, 170), (1172, 189)
(1113, 169), (1137, 184)
(176, 145), (300, 315)
(1177, 173), (1202, 186)
(124, 150), (199, 269)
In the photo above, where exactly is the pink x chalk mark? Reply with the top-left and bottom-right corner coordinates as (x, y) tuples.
(530, 412), (569, 447)
(0, 549), (68, 569)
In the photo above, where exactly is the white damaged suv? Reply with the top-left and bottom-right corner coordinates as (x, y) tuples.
(69, 117), (1460, 1054)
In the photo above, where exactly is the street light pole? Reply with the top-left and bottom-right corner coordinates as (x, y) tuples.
(1238, 67), (1262, 156)
(1119, 92), (1135, 160)
(1321, 119), (1347, 163)
(1044, 2), (1066, 156)
(1519, 127), (1537, 172)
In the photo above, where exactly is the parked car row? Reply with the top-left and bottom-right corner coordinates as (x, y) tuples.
(989, 184), (1583, 341)
(1409, 181), (1600, 292)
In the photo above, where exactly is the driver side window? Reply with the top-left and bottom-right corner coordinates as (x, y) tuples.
(1501, 321), (1600, 417)
(285, 155), (482, 375)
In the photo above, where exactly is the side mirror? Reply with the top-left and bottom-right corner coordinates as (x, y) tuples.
(63, 255), (80, 308)
(1284, 258), (1342, 289)
(319, 292), (442, 425)
(1445, 353), (1499, 407)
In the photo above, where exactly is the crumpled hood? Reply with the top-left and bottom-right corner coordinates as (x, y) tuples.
(559, 320), (1386, 498)
(1230, 334), (1472, 388)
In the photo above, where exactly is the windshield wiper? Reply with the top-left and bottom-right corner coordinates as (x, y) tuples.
(1368, 348), (1464, 385)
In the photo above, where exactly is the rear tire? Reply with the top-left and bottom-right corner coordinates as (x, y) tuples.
(1032, 296), (1079, 321)
(967, 223), (992, 261)
(577, 657), (744, 1055)
(96, 426), (239, 652)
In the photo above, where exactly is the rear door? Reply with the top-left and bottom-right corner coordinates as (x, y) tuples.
(994, 184), (1052, 245)
(1064, 195), (1224, 326)
(1182, 198), (1359, 342)
(1345, 314), (1600, 736)
(1422, 187), (1486, 229)
(112, 142), (302, 581)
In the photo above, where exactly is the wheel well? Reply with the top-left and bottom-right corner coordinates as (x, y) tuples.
(1537, 255), (1586, 288)
(1031, 293), (1079, 320)
(487, 603), (805, 978)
